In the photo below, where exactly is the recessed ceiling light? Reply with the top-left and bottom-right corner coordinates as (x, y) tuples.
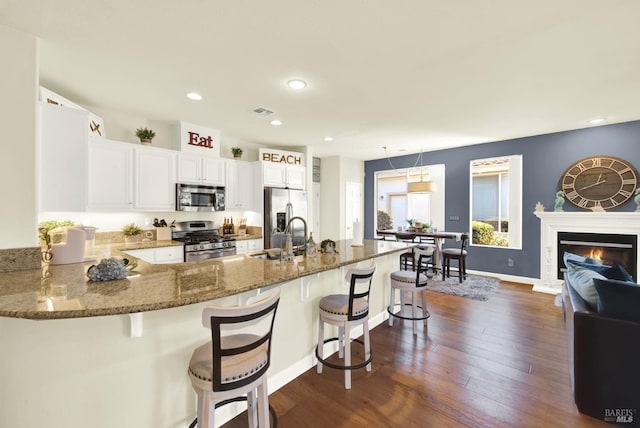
(186, 92), (202, 100)
(324, 136), (334, 142)
(270, 119), (283, 126)
(588, 117), (606, 124)
(287, 79), (307, 90)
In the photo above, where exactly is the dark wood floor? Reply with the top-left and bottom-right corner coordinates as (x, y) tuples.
(225, 282), (611, 427)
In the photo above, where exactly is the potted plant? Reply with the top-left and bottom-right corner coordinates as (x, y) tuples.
(135, 127), (156, 145)
(406, 218), (415, 231)
(231, 147), (243, 160)
(38, 220), (75, 248)
(122, 223), (142, 244)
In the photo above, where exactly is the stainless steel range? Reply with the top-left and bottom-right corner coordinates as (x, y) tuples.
(171, 221), (236, 262)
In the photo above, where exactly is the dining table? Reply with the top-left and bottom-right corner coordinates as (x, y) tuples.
(376, 229), (462, 271)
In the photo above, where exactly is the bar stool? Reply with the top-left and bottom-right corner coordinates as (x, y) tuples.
(316, 264), (376, 389)
(442, 233), (469, 282)
(396, 232), (417, 270)
(417, 235), (437, 273)
(187, 289), (280, 428)
(388, 249), (432, 335)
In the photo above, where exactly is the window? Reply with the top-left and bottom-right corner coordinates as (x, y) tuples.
(470, 155), (522, 248)
(375, 164), (445, 232)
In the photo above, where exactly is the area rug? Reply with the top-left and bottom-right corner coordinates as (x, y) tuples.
(426, 274), (499, 301)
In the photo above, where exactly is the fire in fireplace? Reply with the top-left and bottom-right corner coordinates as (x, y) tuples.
(557, 232), (637, 280)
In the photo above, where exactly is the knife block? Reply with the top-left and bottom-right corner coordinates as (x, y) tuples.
(156, 227), (172, 241)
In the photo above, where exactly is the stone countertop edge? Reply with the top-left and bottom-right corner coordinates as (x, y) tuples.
(0, 239), (410, 320)
(232, 234), (263, 241)
(114, 240), (184, 251)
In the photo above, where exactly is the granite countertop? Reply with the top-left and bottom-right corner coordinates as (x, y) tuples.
(0, 239), (410, 320)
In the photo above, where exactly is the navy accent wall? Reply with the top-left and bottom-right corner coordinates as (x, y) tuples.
(364, 120), (640, 279)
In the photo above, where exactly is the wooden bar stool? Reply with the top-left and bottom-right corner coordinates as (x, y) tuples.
(187, 289), (280, 428)
(442, 233), (469, 282)
(388, 250), (432, 335)
(316, 264), (376, 389)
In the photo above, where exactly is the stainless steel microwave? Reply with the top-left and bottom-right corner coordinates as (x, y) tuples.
(176, 183), (225, 211)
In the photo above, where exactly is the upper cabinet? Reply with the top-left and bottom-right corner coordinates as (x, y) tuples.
(262, 163), (305, 190)
(87, 140), (134, 210)
(39, 103), (89, 212)
(226, 160), (256, 210)
(177, 154), (225, 186)
(134, 147), (176, 211)
(87, 140), (176, 212)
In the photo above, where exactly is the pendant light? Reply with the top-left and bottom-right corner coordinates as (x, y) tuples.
(407, 149), (437, 193)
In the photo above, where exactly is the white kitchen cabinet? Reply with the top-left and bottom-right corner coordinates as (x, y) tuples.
(177, 154), (225, 185)
(134, 147), (176, 211)
(122, 245), (183, 264)
(88, 140), (176, 212)
(235, 238), (263, 254)
(39, 103), (89, 212)
(87, 140), (134, 210)
(262, 163), (305, 190)
(285, 165), (306, 189)
(235, 240), (248, 254)
(247, 238), (263, 252)
(226, 160), (255, 210)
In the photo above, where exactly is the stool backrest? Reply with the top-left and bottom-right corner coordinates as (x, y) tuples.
(415, 249), (432, 287)
(395, 233), (416, 243)
(419, 235), (436, 245)
(202, 289), (281, 392)
(344, 265), (376, 321)
(460, 233), (469, 252)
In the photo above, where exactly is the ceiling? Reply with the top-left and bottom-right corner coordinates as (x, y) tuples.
(2, 0), (640, 160)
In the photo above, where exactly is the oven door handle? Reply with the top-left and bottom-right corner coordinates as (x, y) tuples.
(193, 250), (223, 255)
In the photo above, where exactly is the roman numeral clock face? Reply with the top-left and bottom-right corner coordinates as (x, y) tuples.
(561, 156), (638, 210)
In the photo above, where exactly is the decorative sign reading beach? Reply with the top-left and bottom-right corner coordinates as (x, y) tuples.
(259, 148), (304, 165)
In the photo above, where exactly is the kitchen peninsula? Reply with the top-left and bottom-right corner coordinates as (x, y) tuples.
(0, 239), (409, 428)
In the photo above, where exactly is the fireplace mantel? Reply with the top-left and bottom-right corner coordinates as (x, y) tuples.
(534, 211), (640, 293)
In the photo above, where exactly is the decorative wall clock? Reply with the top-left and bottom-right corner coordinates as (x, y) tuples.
(560, 155), (638, 210)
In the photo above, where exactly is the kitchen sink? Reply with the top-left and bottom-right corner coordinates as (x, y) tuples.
(250, 253), (269, 260)
(249, 248), (284, 260)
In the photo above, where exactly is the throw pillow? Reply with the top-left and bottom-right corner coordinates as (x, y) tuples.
(563, 251), (587, 267)
(566, 259), (634, 282)
(565, 266), (606, 308)
(593, 278), (640, 323)
(602, 264), (634, 282)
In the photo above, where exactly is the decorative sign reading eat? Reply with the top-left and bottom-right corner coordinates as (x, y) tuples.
(175, 121), (221, 157)
(259, 148), (304, 165)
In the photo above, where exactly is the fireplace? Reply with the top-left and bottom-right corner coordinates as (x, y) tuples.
(557, 232), (637, 280)
(534, 211), (640, 294)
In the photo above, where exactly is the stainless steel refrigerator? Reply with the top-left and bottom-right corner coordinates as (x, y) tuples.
(264, 187), (308, 251)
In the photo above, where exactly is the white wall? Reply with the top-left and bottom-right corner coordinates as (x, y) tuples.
(319, 156), (364, 241)
(0, 25), (38, 249)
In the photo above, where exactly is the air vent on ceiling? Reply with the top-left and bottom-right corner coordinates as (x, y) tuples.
(252, 106), (275, 117)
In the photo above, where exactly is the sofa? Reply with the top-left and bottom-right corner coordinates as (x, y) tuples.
(563, 254), (640, 426)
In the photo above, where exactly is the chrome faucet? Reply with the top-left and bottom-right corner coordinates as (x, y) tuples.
(284, 216), (308, 257)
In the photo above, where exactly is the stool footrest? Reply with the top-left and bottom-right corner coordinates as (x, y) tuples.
(188, 396), (278, 428)
(387, 304), (431, 321)
(315, 337), (373, 371)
